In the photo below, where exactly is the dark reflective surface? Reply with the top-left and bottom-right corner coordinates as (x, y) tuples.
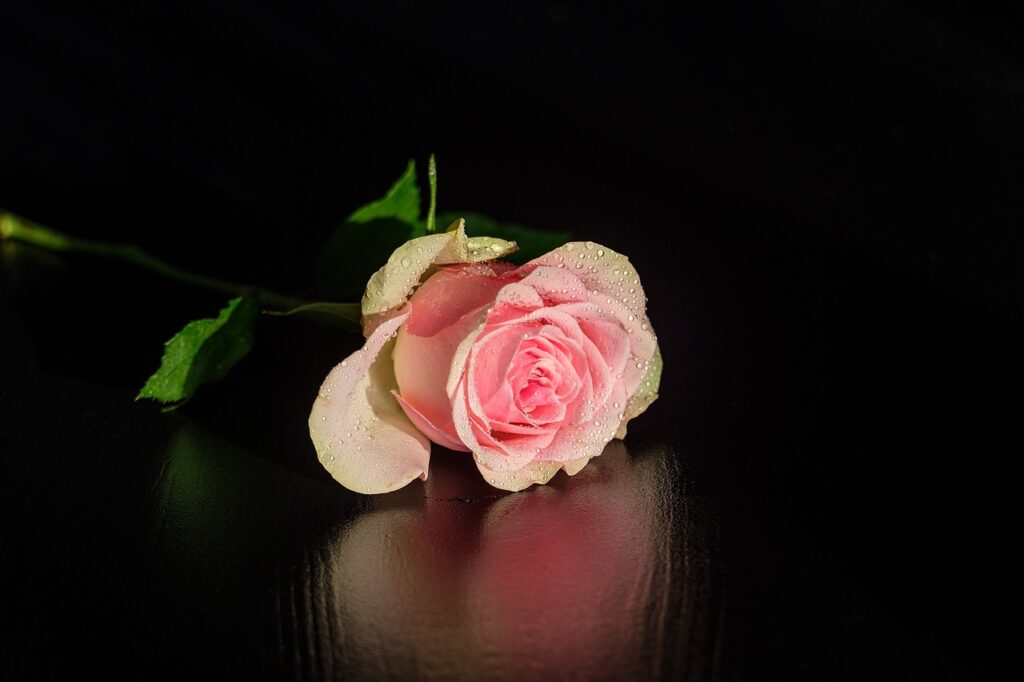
(327, 442), (718, 680)
(139, 420), (717, 680)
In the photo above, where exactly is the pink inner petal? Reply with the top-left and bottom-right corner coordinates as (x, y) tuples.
(392, 391), (469, 452)
(405, 265), (517, 337)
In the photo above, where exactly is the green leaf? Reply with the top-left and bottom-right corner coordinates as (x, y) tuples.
(137, 297), (260, 406)
(437, 211), (571, 264)
(346, 160), (421, 224)
(316, 162), (422, 300)
(265, 302), (361, 331)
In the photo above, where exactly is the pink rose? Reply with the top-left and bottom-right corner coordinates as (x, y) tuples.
(309, 220), (662, 493)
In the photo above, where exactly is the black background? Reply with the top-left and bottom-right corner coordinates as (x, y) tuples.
(1, 1), (1020, 679)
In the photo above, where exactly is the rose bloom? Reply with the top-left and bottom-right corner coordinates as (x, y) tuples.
(309, 220), (662, 493)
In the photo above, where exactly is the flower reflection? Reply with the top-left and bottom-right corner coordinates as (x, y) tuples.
(329, 443), (717, 680)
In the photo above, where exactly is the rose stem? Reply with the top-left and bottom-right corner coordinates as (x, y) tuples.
(0, 210), (306, 311)
(425, 153), (438, 233)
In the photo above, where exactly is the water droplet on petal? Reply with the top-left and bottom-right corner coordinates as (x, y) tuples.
(401, 257), (411, 268)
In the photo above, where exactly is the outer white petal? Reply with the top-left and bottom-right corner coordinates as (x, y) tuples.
(473, 455), (594, 492)
(360, 219), (517, 336)
(473, 458), (562, 492)
(309, 311), (431, 494)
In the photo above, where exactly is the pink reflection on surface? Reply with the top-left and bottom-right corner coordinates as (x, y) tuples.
(329, 443), (715, 680)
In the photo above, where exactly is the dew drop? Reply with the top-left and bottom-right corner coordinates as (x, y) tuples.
(401, 256), (411, 268)
(597, 249), (605, 257)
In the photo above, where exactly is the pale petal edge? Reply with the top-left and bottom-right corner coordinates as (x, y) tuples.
(473, 454), (594, 492)
(615, 342), (662, 439)
(360, 219), (517, 336)
(309, 312), (431, 494)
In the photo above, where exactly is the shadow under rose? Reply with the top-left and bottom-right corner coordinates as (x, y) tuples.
(328, 443), (723, 681)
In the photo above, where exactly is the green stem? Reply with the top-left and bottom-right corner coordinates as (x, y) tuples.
(0, 211), (306, 311)
(426, 153), (438, 233)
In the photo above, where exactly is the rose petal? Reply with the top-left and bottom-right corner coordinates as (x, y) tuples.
(531, 381), (630, 465)
(472, 454), (593, 492)
(514, 265), (591, 306)
(517, 242), (648, 318)
(517, 243), (658, 401)
(392, 391), (469, 452)
(361, 219), (517, 336)
(472, 458), (562, 493)
(561, 456), (592, 476)
(615, 343), (663, 439)
(576, 316), (631, 380)
(393, 305), (488, 449)
(309, 311), (431, 494)
(405, 264), (515, 337)
(484, 306), (617, 417)
(452, 380), (535, 473)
